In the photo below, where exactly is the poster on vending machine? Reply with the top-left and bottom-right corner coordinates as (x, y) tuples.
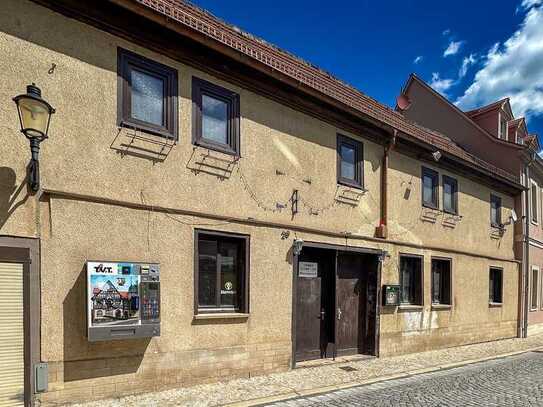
(87, 262), (141, 327)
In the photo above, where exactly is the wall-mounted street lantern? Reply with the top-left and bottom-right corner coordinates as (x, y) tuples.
(13, 83), (55, 192)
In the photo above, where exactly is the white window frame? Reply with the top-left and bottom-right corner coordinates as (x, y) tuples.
(531, 265), (540, 311)
(531, 180), (539, 225)
(499, 112), (508, 140)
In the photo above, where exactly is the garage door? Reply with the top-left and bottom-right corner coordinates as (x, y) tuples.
(0, 262), (24, 407)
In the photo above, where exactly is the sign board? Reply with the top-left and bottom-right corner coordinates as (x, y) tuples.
(87, 261), (160, 341)
(298, 262), (318, 278)
(382, 284), (400, 306)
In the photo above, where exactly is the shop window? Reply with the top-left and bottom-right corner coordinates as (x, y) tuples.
(489, 267), (503, 304)
(117, 48), (178, 139)
(531, 266), (539, 311)
(195, 230), (249, 314)
(422, 167), (439, 209)
(192, 77), (240, 156)
(442, 175), (458, 215)
(490, 194), (502, 227)
(336, 134), (364, 189)
(400, 255), (423, 305)
(432, 258), (451, 305)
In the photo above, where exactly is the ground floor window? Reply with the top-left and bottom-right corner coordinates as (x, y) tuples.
(431, 258), (451, 305)
(195, 230), (249, 313)
(531, 266), (539, 311)
(489, 267), (503, 304)
(400, 255), (423, 305)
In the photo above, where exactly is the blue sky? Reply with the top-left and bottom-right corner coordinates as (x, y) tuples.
(191, 0), (543, 138)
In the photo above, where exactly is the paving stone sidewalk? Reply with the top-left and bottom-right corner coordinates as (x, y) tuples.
(72, 335), (543, 407)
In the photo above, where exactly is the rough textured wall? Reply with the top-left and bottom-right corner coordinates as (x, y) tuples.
(379, 247), (519, 356)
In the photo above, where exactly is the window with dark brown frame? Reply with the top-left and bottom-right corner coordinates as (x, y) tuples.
(490, 194), (502, 227)
(431, 258), (451, 305)
(192, 77), (240, 156)
(195, 230), (249, 314)
(422, 167), (439, 209)
(117, 48), (178, 139)
(442, 175), (458, 215)
(400, 255), (423, 305)
(489, 267), (503, 304)
(337, 134), (364, 189)
(531, 182), (539, 224)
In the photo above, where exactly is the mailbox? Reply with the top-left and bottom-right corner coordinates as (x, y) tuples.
(86, 261), (160, 341)
(382, 284), (400, 306)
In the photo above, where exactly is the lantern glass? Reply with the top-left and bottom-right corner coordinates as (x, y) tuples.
(17, 96), (51, 139)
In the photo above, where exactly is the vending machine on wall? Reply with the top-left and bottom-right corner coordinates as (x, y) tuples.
(86, 261), (161, 341)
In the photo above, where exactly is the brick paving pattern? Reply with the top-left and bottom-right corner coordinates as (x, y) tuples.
(71, 335), (543, 407)
(267, 352), (543, 407)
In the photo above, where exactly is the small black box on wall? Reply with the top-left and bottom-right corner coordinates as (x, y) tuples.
(382, 284), (400, 306)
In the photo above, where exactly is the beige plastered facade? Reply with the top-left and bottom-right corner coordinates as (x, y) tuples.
(0, 0), (520, 404)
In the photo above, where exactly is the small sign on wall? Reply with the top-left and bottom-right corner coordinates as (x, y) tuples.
(383, 284), (400, 306)
(298, 262), (318, 278)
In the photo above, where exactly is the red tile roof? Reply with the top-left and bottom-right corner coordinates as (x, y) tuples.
(130, 0), (521, 187)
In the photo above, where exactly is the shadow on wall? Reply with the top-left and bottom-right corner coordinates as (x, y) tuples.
(63, 266), (150, 382)
(0, 166), (29, 230)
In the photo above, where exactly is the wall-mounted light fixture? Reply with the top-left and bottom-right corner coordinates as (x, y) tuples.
(292, 238), (304, 256)
(13, 83), (55, 192)
(432, 150), (442, 162)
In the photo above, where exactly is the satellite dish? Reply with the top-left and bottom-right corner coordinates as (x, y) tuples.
(396, 93), (412, 111)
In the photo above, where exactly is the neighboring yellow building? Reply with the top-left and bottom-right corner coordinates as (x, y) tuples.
(0, 0), (524, 405)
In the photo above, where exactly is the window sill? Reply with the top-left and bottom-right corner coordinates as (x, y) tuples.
(489, 302), (503, 308)
(431, 304), (452, 310)
(530, 308), (538, 312)
(398, 304), (424, 311)
(337, 179), (364, 191)
(120, 119), (176, 141)
(422, 203), (439, 211)
(194, 139), (239, 157)
(193, 313), (249, 321)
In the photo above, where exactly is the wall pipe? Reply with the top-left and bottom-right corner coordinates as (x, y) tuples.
(376, 130), (397, 239)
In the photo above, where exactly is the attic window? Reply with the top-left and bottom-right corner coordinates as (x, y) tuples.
(500, 117), (507, 140)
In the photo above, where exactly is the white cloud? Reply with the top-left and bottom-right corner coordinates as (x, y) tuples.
(455, 5), (543, 121)
(413, 56), (423, 64)
(442, 29), (451, 36)
(521, 0), (542, 10)
(443, 40), (463, 57)
(429, 72), (455, 96)
(458, 53), (477, 78)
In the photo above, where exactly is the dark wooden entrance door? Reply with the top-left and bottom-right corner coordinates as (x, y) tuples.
(335, 252), (366, 357)
(295, 248), (334, 362)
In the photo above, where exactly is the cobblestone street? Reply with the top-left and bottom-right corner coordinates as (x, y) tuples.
(266, 351), (543, 407)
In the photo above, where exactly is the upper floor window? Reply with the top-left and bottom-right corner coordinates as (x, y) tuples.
(531, 182), (539, 224)
(192, 77), (240, 156)
(117, 48), (178, 139)
(500, 117), (507, 140)
(336, 134), (364, 189)
(400, 255), (423, 306)
(490, 194), (502, 227)
(195, 230), (249, 314)
(422, 167), (439, 209)
(442, 175), (458, 214)
(489, 267), (503, 304)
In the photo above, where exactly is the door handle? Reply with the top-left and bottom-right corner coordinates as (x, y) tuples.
(320, 309), (325, 320)
(337, 307), (342, 320)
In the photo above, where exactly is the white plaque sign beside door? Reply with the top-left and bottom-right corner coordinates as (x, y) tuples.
(298, 262), (318, 278)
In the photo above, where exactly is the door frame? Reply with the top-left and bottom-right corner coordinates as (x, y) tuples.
(0, 236), (41, 407)
(291, 240), (383, 368)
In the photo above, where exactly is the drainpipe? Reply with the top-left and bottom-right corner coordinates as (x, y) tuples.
(521, 153), (535, 338)
(376, 130), (397, 239)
